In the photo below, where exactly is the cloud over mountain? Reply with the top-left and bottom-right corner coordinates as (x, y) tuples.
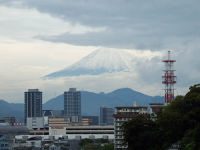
(0, 0), (199, 102)
(44, 48), (162, 78)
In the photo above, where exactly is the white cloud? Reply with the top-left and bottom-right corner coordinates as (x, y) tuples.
(0, 6), (105, 41)
(0, 38), (96, 102)
(0, 1), (199, 104)
(2, 0), (198, 50)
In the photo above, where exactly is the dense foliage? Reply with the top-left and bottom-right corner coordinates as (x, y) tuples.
(122, 84), (200, 150)
(79, 138), (114, 150)
(122, 115), (161, 150)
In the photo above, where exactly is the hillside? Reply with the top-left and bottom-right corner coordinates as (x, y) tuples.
(0, 100), (24, 122)
(0, 88), (164, 121)
(43, 88), (164, 116)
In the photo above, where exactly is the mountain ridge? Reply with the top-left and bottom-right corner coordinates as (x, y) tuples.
(0, 100), (24, 122)
(43, 88), (164, 116)
(0, 88), (164, 121)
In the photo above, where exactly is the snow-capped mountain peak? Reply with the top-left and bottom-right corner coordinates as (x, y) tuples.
(43, 48), (146, 78)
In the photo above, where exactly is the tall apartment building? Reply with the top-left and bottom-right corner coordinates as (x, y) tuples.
(100, 107), (114, 126)
(24, 89), (42, 124)
(113, 106), (148, 150)
(64, 88), (81, 123)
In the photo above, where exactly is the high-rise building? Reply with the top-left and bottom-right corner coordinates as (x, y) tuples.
(113, 106), (148, 150)
(24, 89), (42, 123)
(64, 88), (81, 123)
(100, 107), (114, 126)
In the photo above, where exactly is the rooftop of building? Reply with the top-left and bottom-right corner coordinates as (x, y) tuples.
(113, 113), (149, 118)
(0, 126), (29, 135)
(27, 89), (40, 92)
(115, 106), (147, 109)
(149, 103), (164, 105)
(65, 125), (114, 129)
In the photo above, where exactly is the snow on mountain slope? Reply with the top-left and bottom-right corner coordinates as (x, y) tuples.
(43, 48), (158, 78)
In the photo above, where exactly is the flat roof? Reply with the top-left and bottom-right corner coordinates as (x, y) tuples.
(0, 126), (29, 135)
(115, 106), (147, 109)
(113, 113), (149, 118)
(149, 103), (164, 105)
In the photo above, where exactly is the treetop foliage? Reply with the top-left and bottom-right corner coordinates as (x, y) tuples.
(122, 84), (200, 150)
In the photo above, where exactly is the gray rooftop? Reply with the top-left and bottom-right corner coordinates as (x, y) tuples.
(0, 126), (29, 135)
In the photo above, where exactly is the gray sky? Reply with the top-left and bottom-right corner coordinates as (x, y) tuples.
(0, 0), (199, 102)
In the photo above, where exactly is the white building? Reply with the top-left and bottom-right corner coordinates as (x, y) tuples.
(27, 117), (44, 130)
(49, 125), (114, 140)
(113, 106), (148, 150)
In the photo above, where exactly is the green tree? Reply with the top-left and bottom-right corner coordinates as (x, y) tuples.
(158, 84), (200, 149)
(122, 84), (200, 150)
(122, 115), (162, 150)
(79, 138), (114, 150)
(103, 143), (114, 150)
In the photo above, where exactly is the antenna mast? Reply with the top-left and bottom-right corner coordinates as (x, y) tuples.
(162, 51), (176, 104)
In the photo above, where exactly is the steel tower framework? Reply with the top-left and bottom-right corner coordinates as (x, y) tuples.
(162, 51), (176, 104)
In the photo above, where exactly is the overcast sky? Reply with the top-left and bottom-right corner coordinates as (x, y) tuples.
(0, 0), (200, 103)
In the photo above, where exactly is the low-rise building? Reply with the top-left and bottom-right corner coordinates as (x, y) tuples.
(27, 117), (44, 130)
(0, 136), (10, 150)
(49, 117), (69, 127)
(26, 136), (42, 149)
(3, 117), (17, 126)
(14, 135), (80, 150)
(0, 126), (29, 136)
(49, 125), (114, 140)
(29, 129), (49, 135)
(82, 116), (99, 126)
(81, 117), (90, 126)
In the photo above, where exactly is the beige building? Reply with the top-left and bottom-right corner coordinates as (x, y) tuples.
(81, 117), (90, 126)
(49, 117), (69, 127)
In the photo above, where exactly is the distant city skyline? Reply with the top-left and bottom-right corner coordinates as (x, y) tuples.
(0, 0), (199, 103)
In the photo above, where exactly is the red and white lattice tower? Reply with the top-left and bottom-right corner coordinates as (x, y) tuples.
(162, 51), (176, 104)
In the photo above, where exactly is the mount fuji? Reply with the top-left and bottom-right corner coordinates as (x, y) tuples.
(44, 48), (140, 78)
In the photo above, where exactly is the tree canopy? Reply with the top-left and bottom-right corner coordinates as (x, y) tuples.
(79, 138), (114, 150)
(122, 84), (200, 150)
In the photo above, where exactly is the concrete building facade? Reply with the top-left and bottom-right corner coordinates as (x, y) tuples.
(64, 88), (81, 123)
(24, 89), (42, 124)
(82, 116), (99, 126)
(49, 125), (114, 140)
(27, 117), (44, 130)
(113, 106), (148, 150)
(100, 107), (114, 126)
